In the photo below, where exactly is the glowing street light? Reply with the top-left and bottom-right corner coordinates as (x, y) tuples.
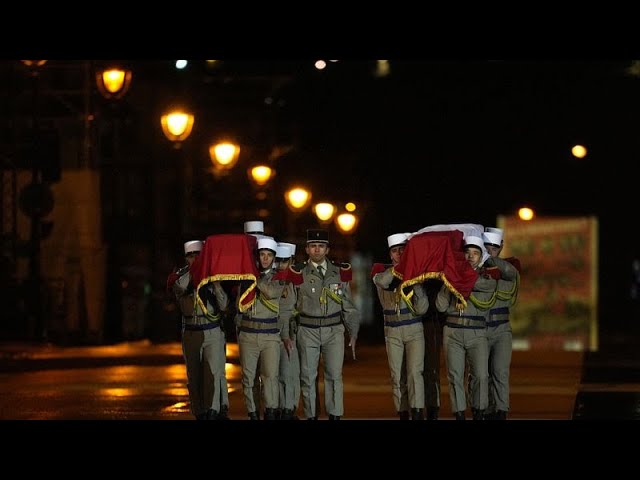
(249, 165), (274, 186)
(161, 109), (195, 147)
(209, 140), (240, 171)
(284, 186), (312, 212)
(314, 202), (336, 223)
(518, 207), (535, 221)
(96, 67), (132, 100)
(336, 212), (358, 234)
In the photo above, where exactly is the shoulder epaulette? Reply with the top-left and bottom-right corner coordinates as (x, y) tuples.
(506, 257), (522, 273)
(292, 261), (306, 273)
(371, 262), (391, 278)
(336, 261), (352, 282)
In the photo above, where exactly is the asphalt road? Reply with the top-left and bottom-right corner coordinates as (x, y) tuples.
(0, 340), (584, 420)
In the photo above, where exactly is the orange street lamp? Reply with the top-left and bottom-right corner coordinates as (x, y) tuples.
(161, 109), (195, 147)
(284, 186), (312, 212)
(518, 207), (535, 221)
(248, 165), (274, 186)
(314, 202), (336, 224)
(336, 212), (358, 234)
(96, 67), (132, 100)
(209, 140), (240, 172)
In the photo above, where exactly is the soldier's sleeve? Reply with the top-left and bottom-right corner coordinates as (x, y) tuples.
(173, 271), (192, 297)
(372, 266), (395, 289)
(212, 282), (229, 312)
(435, 283), (452, 313)
(410, 282), (430, 316)
(278, 283), (296, 339)
(256, 274), (286, 300)
(485, 256), (518, 281)
(340, 281), (360, 339)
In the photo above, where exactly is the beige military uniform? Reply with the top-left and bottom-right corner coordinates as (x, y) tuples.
(285, 260), (360, 419)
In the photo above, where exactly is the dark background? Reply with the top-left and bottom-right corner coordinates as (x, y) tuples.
(2, 59), (639, 344)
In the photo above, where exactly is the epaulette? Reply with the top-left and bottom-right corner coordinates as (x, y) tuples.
(482, 266), (501, 280)
(506, 257), (522, 273)
(166, 271), (180, 292)
(335, 261), (352, 282)
(370, 263), (391, 278)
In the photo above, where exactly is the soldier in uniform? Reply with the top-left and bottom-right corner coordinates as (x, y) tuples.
(242, 219), (271, 418)
(168, 240), (230, 420)
(275, 242), (301, 420)
(482, 227), (521, 420)
(236, 237), (286, 420)
(436, 234), (518, 420)
(372, 233), (428, 420)
(283, 229), (360, 420)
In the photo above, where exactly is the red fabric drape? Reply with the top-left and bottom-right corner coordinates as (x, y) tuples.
(392, 230), (478, 306)
(190, 233), (259, 312)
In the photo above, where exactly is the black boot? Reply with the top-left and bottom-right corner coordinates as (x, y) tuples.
(328, 414), (341, 420)
(307, 416), (318, 420)
(472, 408), (485, 421)
(195, 412), (208, 421)
(411, 408), (424, 420)
(248, 411), (259, 420)
(281, 408), (294, 420)
(454, 411), (465, 421)
(427, 407), (439, 420)
(217, 405), (231, 420)
(494, 410), (507, 420)
(274, 408), (282, 420)
(398, 411), (410, 421)
(263, 408), (277, 420)
(206, 409), (219, 420)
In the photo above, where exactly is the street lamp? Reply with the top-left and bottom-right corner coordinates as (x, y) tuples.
(209, 139), (240, 174)
(284, 186), (312, 212)
(248, 164), (274, 187)
(336, 212), (358, 234)
(161, 109), (195, 147)
(314, 202), (336, 224)
(96, 67), (132, 100)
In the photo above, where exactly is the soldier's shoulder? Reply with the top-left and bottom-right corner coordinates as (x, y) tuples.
(332, 261), (353, 281)
(332, 260), (351, 270)
(291, 261), (307, 273)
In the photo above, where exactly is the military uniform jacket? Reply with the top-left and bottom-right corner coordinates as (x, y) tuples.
(485, 256), (520, 324)
(286, 260), (360, 339)
(278, 281), (297, 339)
(173, 271), (229, 327)
(237, 269), (286, 336)
(373, 266), (429, 326)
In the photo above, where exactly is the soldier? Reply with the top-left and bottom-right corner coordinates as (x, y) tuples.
(275, 242), (301, 420)
(168, 240), (230, 420)
(241, 219), (271, 418)
(372, 233), (428, 420)
(236, 237), (286, 420)
(284, 229), (360, 420)
(435, 235), (493, 420)
(482, 227), (521, 420)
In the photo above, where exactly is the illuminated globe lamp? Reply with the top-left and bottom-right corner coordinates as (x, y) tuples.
(314, 202), (336, 224)
(336, 212), (358, 234)
(209, 140), (241, 175)
(284, 186), (312, 213)
(96, 67), (132, 100)
(518, 207), (535, 221)
(248, 164), (274, 187)
(161, 109), (195, 148)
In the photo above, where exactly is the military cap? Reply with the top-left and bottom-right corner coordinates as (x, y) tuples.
(306, 229), (329, 244)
